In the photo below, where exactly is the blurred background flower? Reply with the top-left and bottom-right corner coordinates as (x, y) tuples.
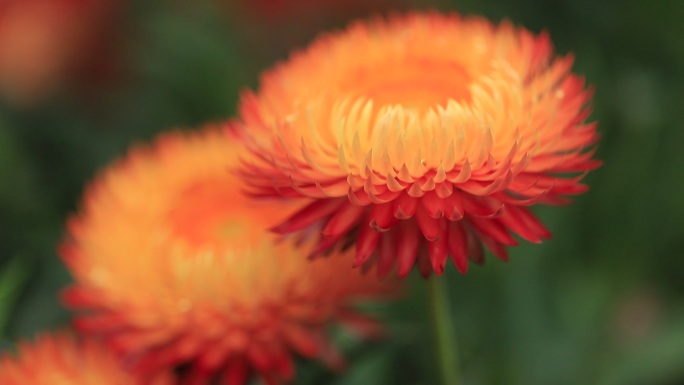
(1, 0), (684, 384)
(0, 333), (173, 385)
(0, 0), (121, 106)
(60, 127), (396, 384)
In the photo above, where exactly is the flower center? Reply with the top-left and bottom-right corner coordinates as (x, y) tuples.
(347, 59), (472, 110)
(168, 179), (254, 247)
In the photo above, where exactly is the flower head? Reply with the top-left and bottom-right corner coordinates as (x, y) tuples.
(60, 126), (395, 385)
(237, 13), (600, 278)
(0, 333), (172, 385)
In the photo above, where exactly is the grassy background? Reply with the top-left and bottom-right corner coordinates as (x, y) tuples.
(1, 0), (683, 384)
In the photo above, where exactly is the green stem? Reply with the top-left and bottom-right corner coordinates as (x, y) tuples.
(428, 276), (461, 385)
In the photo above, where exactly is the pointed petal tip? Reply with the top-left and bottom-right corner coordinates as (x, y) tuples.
(369, 220), (394, 233)
(397, 266), (412, 279)
(450, 253), (469, 274)
(454, 262), (469, 274)
(394, 207), (409, 220)
(269, 223), (288, 234)
(351, 251), (373, 268)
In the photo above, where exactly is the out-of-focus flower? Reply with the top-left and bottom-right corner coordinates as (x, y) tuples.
(237, 13), (601, 278)
(0, 333), (172, 385)
(0, 0), (118, 105)
(60, 126), (396, 385)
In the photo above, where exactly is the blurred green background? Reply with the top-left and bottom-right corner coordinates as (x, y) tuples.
(1, 0), (683, 384)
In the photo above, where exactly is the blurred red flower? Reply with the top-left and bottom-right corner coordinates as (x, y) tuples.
(0, 0), (119, 105)
(0, 333), (172, 385)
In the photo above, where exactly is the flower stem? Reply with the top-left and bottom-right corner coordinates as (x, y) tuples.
(428, 276), (461, 385)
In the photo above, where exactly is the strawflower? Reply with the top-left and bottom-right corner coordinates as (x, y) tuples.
(60, 126), (396, 385)
(237, 13), (600, 278)
(0, 333), (172, 385)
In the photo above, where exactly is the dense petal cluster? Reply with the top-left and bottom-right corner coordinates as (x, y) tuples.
(0, 0), (117, 104)
(237, 13), (600, 278)
(0, 333), (172, 385)
(60, 127), (395, 385)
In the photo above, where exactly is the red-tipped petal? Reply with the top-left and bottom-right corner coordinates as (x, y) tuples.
(260, 374), (278, 385)
(247, 345), (272, 373)
(60, 286), (102, 308)
(271, 198), (344, 234)
(466, 228), (485, 265)
(468, 216), (518, 246)
(322, 204), (365, 238)
(415, 205), (441, 241)
(462, 196), (504, 218)
(417, 250), (433, 278)
(308, 234), (343, 258)
(393, 192), (417, 219)
(447, 222), (469, 274)
(422, 191), (445, 218)
(338, 310), (385, 339)
(479, 234), (510, 261)
(353, 225), (381, 267)
(282, 325), (320, 358)
(186, 370), (212, 385)
(396, 221), (420, 278)
(134, 346), (177, 375)
(369, 202), (396, 231)
(427, 221), (449, 275)
(72, 313), (126, 332)
(377, 230), (397, 278)
(270, 347), (294, 379)
(223, 359), (249, 385)
(505, 205), (552, 239)
(444, 192), (464, 221)
(193, 342), (230, 380)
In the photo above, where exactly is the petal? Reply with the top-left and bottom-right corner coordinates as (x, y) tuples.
(396, 221), (421, 278)
(447, 222), (469, 274)
(353, 224), (381, 267)
(322, 204), (365, 238)
(271, 198), (344, 234)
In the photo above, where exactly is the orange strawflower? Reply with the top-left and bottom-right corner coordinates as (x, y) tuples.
(60, 126), (396, 385)
(0, 333), (172, 385)
(237, 13), (600, 278)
